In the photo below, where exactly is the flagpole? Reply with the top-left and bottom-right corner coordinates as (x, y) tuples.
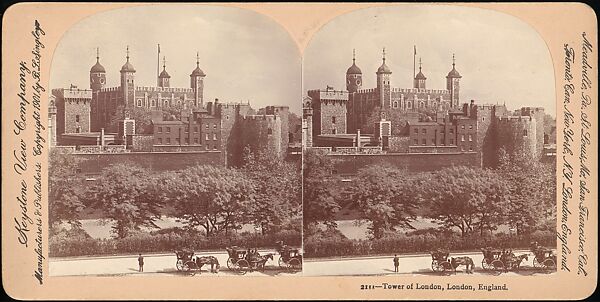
(157, 44), (160, 86)
(413, 45), (416, 79)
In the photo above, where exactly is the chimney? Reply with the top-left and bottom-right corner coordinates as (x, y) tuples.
(470, 100), (475, 117)
(207, 101), (213, 115)
(100, 128), (105, 147)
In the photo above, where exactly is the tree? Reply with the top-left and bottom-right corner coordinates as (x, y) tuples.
(242, 146), (302, 235)
(165, 165), (254, 237)
(498, 149), (556, 235)
(422, 166), (509, 237)
(351, 165), (418, 239)
(86, 164), (162, 238)
(302, 149), (341, 231)
(48, 149), (85, 234)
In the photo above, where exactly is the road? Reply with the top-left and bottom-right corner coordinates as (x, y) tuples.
(51, 249), (557, 277)
(303, 250), (557, 276)
(49, 249), (300, 277)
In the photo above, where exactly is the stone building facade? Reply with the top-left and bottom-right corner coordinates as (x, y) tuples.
(51, 85), (92, 145)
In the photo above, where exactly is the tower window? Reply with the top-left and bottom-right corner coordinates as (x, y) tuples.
(267, 128), (273, 135)
(461, 134), (465, 142)
(468, 134), (472, 142)
(158, 127), (162, 133)
(205, 134), (209, 140)
(413, 139), (418, 145)
(332, 128), (337, 134)
(213, 133), (217, 140)
(166, 138), (171, 144)
(414, 128), (418, 134)
(151, 99), (156, 107)
(194, 138), (199, 144)
(523, 130), (528, 137)
(213, 124), (217, 130)
(332, 116), (336, 124)
(422, 139), (426, 145)
(75, 115), (80, 122)
(166, 127), (171, 133)
(422, 129), (427, 134)
(158, 138), (162, 144)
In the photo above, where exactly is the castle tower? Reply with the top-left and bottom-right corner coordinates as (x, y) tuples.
(446, 54), (461, 108)
(414, 58), (427, 89)
(376, 48), (392, 109)
(158, 56), (171, 88)
(190, 52), (206, 108)
(90, 47), (106, 91)
(302, 96), (313, 149)
(48, 95), (57, 147)
(346, 49), (362, 93)
(120, 46), (136, 108)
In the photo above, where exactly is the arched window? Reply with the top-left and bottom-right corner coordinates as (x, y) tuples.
(393, 101), (398, 108)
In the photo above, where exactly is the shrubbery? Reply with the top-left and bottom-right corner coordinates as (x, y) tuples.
(304, 230), (556, 258)
(49, 228), (301, 257)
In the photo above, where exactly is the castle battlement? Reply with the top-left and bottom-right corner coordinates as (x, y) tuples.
(136, 86), (193, 93)
(99, 86), (121, 92)
(53, 88), (92, 99)
(242, 114), (279, 121)
(308, 89), (349, 100)
(356, 88), (377, 93)
(391, 88), (450, 94)
(498, 116), (534, 122)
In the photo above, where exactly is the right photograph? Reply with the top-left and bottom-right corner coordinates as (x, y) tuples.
(301, 5), (557, 276)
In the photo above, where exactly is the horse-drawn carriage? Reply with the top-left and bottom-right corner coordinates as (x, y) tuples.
(530, 243), (556, 270)
(174, 249), (220, 273)
(481, 248), (528, 272)
(430, 249), (452, 272)
(430, 249), (474, 274)
(225, 246), (273, 274)
(276, 241), (302, 270)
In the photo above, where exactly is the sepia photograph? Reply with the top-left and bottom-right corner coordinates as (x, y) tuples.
(47, 5), (303, 277)
(302, 5), (557, 276)
(1, 2), (596, 300)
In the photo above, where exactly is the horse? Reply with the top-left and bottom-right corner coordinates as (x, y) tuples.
(193, 256), (220, 273)
(254, 253), (275, 270)
(450, 256), (475, 274)
(505, 254), (528, 272)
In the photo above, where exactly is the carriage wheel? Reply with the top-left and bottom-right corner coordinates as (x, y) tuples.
(176, 259), (184, 271)
(542, 258), (556, 271)
(235, 259), (249, 274)
(226, 258), (235, 270)
(491, 260), (504, 272)
(481, 259), (490, 271)
(440, 261), (452, 272)
(288, 258), (302, 271)
(278, 256), (286, 268)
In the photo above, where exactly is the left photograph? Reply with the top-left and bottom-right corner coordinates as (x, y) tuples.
(48, 5), (303, 277)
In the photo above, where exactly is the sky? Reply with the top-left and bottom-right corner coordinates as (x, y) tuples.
(50, 5), (302, 113)
(303, 5), (556, 116)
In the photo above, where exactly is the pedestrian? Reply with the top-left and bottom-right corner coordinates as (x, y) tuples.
(393, 254), (399, 273)
(138, 253), (144, 272)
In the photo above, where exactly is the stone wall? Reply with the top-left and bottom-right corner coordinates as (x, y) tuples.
(328, 152), (479, 175)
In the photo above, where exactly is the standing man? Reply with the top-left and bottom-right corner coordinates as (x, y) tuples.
(138, 253), (144, 272)
(393, 254), (399, 273)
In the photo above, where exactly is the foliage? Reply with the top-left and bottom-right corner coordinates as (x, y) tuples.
(350, 165), (418, 239)
(497, 149), (556, 235)
(302, 149), (341, 231)
(86, 164), (163, 238)
(421, 166), (509, 237)
(241, 146), (302, 235)
(163, 165), (255, 237)
(48, 149), (85, 233)
(49, 229), (301, 257)
(304, 231), (556, 258)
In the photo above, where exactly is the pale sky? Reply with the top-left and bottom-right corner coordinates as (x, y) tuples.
(50, 5), (302, 113)
(303, 5), (556, 116)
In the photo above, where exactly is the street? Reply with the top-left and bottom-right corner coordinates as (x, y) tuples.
(49, 249), (300, 277)
(303, 250), (557, 276)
